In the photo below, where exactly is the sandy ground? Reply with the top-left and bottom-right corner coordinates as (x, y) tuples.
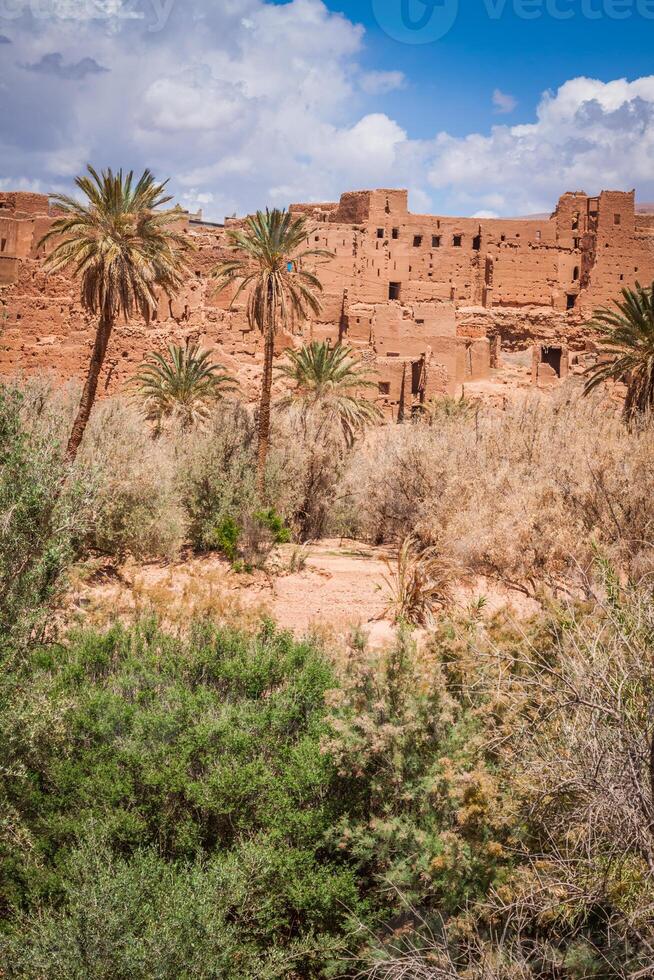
(66, 538), (540, 647)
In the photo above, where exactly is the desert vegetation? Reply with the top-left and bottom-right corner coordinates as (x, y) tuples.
(276, 340), (383, 445)
(339, 391), (654, 597)
(2, 365), (654, 975)
(4, 255), (654, 974)
(583, 281), (654, 421)
(12, 372), (654, 592)
(133, 341), (237, 431)
(213, 208), (332, 494)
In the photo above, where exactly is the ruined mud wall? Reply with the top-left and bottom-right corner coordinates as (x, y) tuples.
(0, 196), (270, 400)
(1, 186), (654, 420)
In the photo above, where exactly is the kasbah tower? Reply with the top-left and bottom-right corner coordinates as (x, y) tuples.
(1, 184), (653, 417)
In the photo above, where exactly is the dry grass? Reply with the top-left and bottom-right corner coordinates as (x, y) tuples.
(15, 384), (343, 562)
(77, 398), (186, 560)
(66, 558), (271, 633)
(14, 378), (654, 602)
(337, 386), (654, 597)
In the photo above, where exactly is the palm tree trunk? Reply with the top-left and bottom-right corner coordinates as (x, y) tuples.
(256, 319), (275, 498)
(65, 308), (114, 463)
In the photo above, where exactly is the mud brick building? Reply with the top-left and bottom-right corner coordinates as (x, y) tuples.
(2, 186), (653, 417)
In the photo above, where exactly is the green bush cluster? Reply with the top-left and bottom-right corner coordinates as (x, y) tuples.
(209, 510), (290, 567)
(4, 601), (647, 977)
(0, 619), (510, 977)
(255, 507), (292, 545)
(211, 515), (242, 562)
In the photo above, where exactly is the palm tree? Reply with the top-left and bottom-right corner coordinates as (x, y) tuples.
(584, 282), (654, 421)
(134, 342), (237, 430)
(212, 209), (331, 496)
(39, 166), (191, 462)
(276, 340), (382, 445)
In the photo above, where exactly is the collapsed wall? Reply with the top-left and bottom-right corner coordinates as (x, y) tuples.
(1, 185), (653, 418)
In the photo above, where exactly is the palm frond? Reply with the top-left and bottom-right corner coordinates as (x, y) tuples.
(39, 164), (192, 323)
(211, 208), (333, 334)
(276, 340), (382, 444)
(583, 282), (654, 421)
(210, 207), (334, 495)
(381, 536), (454, 627)
(133, 342), (238, 430)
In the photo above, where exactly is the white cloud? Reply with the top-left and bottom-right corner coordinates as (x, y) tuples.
(426, 76), (654, 215)
(181, 190), (214, 206)
(0, 175), (43, 192)
(2, 1), (654, 221)
(492, 88), (517, 114)
(314, 114), (407, 174)
(360, 70), (405, 96)
(140, 69), (249, 134)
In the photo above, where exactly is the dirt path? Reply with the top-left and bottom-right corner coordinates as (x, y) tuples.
(269, 541), (396, 644)
(67, 538), (539, 645)
(68, 539), (396, 645)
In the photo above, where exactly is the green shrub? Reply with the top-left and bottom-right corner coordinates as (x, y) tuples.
(0, 385), (84, 653)
(322, 628), (511, 916)
(180, 402), (258, 553)
(0, 619), (513, 976)
(254, 508), (292, 544)
(3, 599), (654, 975)
(212, 515), (241, 561)
(0, 621), (366, 975)
(1, 837), (338, 979)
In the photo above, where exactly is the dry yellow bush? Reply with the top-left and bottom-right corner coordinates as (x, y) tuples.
(15, 377), (654, 597)
(76, 398), (187, 560)
(337, 388), (654, 596)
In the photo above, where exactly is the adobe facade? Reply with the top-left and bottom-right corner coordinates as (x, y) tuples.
(1, 186), (653, 417)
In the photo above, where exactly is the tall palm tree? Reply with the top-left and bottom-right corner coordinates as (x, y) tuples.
(276, 340), (382, 445)
(212, 209), (331, 496)
(584, 282), (654, 421)
(39, 166), (191, 462)
(134, 341), (237, 431)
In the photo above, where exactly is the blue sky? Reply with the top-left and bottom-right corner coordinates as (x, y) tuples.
(351, 2), (651, 117)
(1, 0), (652, 218)
(323, 0), (654, 135)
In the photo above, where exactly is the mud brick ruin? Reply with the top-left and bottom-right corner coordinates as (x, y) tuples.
(2, 186), (654, 416)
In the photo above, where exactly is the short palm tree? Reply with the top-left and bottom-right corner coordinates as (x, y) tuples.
(381, 535), (453, 627)
(276, 340), (382, 445)
(212, 209), (331, 496)
(134, 342), (237, 430)
(584, 282), (654, 421)
(39, 166), (191, 461)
